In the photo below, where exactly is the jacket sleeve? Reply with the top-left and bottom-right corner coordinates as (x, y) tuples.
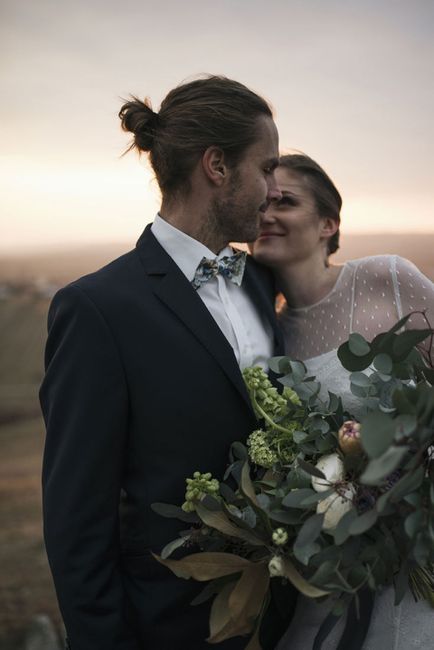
(40, 284), (139, 650)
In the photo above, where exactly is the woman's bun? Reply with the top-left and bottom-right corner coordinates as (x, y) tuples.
(118, 96), (160, 153)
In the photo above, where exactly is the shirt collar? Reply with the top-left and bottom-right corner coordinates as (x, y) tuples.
(151, 214), (233, 282)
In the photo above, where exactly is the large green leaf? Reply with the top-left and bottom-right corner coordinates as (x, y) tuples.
(153, 551), (250, 581)
(393, 329), (433, 358)
(360, 411), (396, 458)
(280, 558), (330, 598)
(227, 562), (269, 631)
(240, 462), (259, 506)
(195, 503), (265, 545)
(207, 580), (253, 643)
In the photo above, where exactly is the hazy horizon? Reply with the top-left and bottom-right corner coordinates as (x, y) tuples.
(1, 0), (433, 252)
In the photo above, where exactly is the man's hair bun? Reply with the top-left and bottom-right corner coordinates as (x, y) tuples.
(118, 96), (160, 153)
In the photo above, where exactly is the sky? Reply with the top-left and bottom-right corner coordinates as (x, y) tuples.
(1, 0), (433, 252)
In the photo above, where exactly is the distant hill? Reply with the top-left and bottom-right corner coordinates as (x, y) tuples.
(0, 233), (433, 284)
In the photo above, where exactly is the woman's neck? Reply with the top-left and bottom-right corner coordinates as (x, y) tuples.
(275, 255), (342, 309)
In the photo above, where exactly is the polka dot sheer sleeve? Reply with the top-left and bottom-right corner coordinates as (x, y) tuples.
(278, 255), (434, 362)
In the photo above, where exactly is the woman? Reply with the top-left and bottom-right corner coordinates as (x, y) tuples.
(250, 153), (434, 649)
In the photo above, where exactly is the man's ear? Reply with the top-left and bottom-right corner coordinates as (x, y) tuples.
(202, 146), (227, 186)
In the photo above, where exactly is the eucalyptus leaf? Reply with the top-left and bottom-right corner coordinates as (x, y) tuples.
(348, 333), (371, 357)
(151, 502), (199, 523)
(295, 513), (325, 547)
(394, 414), (417, 440)
(338, 340), (373, 371)
(161, 536), (189, 560)
(404, 510), (424, 539)
(412, 534), (430, 566)
(297, 458), (326, 480)
(350, 372), (371, 388)
(309, 560), (338, 587)
(282, 488), (316, 509)
(388, 466), (424, 503)
(268, 356), (292, 374)
(294, 540), (321, 566)
(219, 483), (238, 504)
(300, 488), (336, 506)
(256, 493), (271, 510)
(332, 508), (358, 545)
(360, 446), (409, 485)
(268, 509), (302, 525)
(230, 442), (248, 462)
(348, 508), (378, 535)
(360, 411), (396, 458)
(293, 430), (308, 443)
(373, 353), (393, 375)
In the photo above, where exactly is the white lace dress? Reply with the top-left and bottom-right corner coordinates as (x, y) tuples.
(276, 255), (434, 650)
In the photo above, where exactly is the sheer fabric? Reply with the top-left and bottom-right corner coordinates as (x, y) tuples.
(279, 255), (434, 361)
(277, 255), (434, 649)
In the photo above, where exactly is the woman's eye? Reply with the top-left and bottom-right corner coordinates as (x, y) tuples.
(278, 196), (297, 207)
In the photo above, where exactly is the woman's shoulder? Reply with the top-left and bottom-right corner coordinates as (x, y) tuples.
(346, 254), (416, 279)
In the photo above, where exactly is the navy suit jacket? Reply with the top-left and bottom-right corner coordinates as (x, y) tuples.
(40, 225), (292, 650)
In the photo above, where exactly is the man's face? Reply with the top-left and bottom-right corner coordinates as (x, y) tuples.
(210, 115), (281, 244)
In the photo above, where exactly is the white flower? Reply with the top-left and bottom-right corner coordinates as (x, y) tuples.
(316, 485), (356, 530)
(311, 453), (345, 492)
(268, 556), (285, 577)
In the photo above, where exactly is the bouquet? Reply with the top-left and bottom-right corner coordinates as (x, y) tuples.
(152, 314), (434, 649)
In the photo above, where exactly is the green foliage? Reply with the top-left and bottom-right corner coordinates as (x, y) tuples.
(153, 315), (434, 647)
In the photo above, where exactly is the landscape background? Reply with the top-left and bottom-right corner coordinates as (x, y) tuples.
(1, 234), (434, 647)
(2, 0), (433, 646)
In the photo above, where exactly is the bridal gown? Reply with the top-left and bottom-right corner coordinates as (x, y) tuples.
(275, 255), (434, 650)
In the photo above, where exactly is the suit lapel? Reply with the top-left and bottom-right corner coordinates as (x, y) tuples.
(135, 226), (254, 412)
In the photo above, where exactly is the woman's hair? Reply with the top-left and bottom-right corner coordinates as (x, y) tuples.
(279, 153), (342, 256)
(119, 75), (273, 200)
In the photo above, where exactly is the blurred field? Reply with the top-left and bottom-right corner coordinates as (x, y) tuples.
(0, 234), (433, 646)
(0, 296), (63, 648)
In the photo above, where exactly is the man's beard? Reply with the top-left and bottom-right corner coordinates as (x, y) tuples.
(206, 175), (260, 247)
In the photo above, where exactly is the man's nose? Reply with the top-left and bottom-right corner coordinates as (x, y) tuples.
(267, 177), (282, 202)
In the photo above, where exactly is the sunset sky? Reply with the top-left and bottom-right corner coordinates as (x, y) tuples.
(1, 0), (433, 252)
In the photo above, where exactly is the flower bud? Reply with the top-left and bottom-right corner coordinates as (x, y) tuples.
(338, 420), (362, 454)
(272, 528), (288, 546)
(268, 556), (285, 577)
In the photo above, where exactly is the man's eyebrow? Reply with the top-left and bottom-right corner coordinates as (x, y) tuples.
(265, 158), (279, 170)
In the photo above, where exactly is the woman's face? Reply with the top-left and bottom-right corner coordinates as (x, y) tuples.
(250, 167), (327, 268)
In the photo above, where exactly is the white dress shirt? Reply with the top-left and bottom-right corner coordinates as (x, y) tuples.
(151, 214), (273, 369)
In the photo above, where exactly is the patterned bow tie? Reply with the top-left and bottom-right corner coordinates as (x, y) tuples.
(191, 251), (247, 290)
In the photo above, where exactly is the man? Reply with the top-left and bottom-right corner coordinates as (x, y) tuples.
(40, 75), (293, 650)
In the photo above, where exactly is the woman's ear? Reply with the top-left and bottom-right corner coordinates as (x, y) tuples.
(201, 146), (227, 186)
(320, 216), (339, 239)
